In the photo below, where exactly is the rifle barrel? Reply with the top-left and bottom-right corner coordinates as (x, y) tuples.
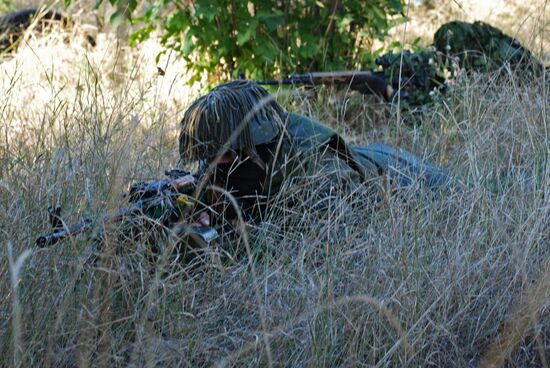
(257, 71), (387, 86)
(256, 70), (390, 100)
(256, 78), (295, 85)
(36, 204), (140, 248)
(36, 219), (93, 247)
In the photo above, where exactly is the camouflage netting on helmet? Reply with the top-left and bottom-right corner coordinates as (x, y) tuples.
(376, 48), (449, 108)
(433, 21), (541, 73)
(179, 80), (286, 164)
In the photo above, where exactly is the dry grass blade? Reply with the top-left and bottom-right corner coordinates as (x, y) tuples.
(479, 265), (550, 368)
(7, 242), (32, 368)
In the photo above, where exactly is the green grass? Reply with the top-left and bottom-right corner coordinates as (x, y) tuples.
(0, 22), (549, 368)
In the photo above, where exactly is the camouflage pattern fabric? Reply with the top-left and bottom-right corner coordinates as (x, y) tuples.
(265, 112), (380, 197)
(272, 113), (449, 195)
(181, 81), (452, 223)
(373, 21), (542, 108)
(352, 143), (451, 189)
(433, 20), (541, 73)
(179, 80), (286, 166)
(375, 48), (449, 108)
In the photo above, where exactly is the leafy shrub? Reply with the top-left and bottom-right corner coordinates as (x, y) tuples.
(72, 0), (405, 82)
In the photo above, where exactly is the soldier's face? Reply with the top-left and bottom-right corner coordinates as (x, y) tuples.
(214, 156), (264, 195)
(211, 147), (270, 199)
(210, 143), (276, 196)
(208, 145), (273, 221)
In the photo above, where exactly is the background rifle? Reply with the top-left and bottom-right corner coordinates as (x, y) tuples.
(257, 70), (393, 101)
(36, 168), (218, 249)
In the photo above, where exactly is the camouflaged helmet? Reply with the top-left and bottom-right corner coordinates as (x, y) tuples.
(179, 80), (286, 164)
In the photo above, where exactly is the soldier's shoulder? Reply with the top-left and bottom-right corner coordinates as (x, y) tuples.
(284, 113), (337, 150)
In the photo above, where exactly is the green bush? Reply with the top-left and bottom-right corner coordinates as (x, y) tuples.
(77, 0), (405, 82)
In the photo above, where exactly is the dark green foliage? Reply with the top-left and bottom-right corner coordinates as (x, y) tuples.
(68, 0), (405, 83)
(433, 20), (541, 72)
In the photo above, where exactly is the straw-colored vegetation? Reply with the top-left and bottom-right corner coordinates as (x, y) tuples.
(0, 2), (548, 367)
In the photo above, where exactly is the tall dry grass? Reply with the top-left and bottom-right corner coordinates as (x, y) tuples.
(0, 14), (549, 368)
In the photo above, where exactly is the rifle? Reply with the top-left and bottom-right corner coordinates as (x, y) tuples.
(36, 169), (218, 249)
(257, 70), (393, 101)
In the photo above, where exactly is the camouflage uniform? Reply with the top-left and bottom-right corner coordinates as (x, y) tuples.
(433, 20), (541, 73)
(374, 21), (543, 108)
(265, 112), (378, 194)
(179, 81), (450, 222)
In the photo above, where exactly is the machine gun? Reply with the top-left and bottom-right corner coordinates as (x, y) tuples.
(36, 169), (218, 249)
(257, 70), (394, 101)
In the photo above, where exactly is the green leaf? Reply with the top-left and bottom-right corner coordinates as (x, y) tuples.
(261, 15), (284, 31)
(155, 50), (167, 64)
(109, 9), (126, 27)
(129, 0), (137, 12)
(236, 20), (258, 46)
(142, 4), (158, 20)
(236, 30), (251, 46)
(195, 3), (219, 21)
(181, 32), (194, 55)
(337, 15), (354, 33)
(129, 24), (155, 45)
(256, 43), (277, 63)
(166, 10), (188, 33)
